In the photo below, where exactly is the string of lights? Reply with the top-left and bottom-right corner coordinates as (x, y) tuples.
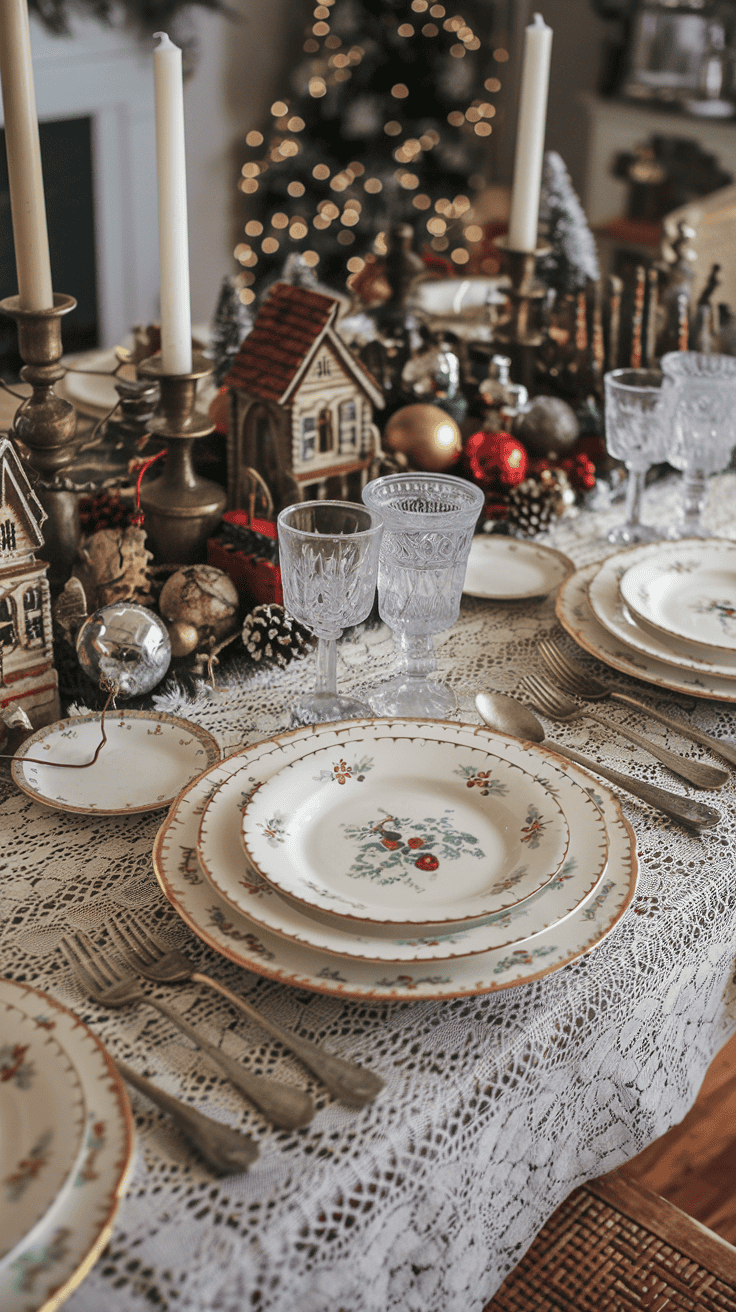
(233, 0), (506, 302)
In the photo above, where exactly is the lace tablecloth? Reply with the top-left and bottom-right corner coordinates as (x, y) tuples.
(5, 474), (736, 1312)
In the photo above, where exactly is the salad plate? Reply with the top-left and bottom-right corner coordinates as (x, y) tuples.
(240, 734), (571, 927)
(558, 562), (736, 703)
(619, 540), (736, 654)
(463, 536), (574, 600)
(196, 726), (609, 962)
(0, 1001), (87, 1272)
(12, 710), (220, 815)
(153, 717), (638, 1002)
(0, 978), (134, 1312)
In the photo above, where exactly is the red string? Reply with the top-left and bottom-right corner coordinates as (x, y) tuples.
(131, 449), (166, 526)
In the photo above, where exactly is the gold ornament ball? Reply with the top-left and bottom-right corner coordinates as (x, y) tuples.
(159, 565), (240, 644)
(383, 404), (462, 472)
(166, 619), (201, 657)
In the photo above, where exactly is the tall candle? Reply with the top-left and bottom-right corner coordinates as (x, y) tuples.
(153, 32), (192, 375)
(0, 0), (53, 310)
(507, 12), (552, 254)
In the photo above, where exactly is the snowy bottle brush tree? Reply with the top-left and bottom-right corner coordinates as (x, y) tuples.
(234, 0), (503, 299)
(537, 151), (600, 297)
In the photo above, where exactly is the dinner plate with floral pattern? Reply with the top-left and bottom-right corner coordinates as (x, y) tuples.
(153, 718), (638, 1001)
(196, 727), (609, 961)
(240, 735), (571, 927)
(620, 540), (736, 654)
(0, 979), (134, 1312)
(0, 1001), (87, 1272)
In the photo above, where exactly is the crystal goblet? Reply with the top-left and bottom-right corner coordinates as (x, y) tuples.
(361, 471), (484, 717)
(603, 368), (669, 545)
(277, 501), (383, 725)
(661, 351), (736, 538)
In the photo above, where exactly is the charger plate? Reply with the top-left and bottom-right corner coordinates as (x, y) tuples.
(241, 734), (571, 927)
(0, 979), (134, 1312)
(0, 1002), (87, 1272)
(589, 546), (736, 679)
(463, 536), (574, 600)
(153, 718), (638, 1001)
(558, 561), (736, 703)
(12, 710), (220, 816)
(197, 726), (609, 961)
(620, 540), (736, 654)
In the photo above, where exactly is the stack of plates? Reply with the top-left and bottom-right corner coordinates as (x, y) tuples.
(153, 718), (638, 1002)
(556, 539), (736, 704)
(0, 978), (134, 1312)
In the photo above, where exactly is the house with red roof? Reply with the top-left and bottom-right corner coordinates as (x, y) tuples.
(224, 283), (384, 514)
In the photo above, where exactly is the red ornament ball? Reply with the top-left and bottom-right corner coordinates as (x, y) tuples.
(465, 430), (529, 491)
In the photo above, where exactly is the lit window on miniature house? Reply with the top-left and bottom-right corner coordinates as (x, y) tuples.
(0, 597), (16, 647)
(23, 586), (44, 646)
(301, 416), (316, 461)
(339, 399), (357, 452)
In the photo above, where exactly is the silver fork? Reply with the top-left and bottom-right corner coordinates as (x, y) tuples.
(109, 914), (385, 1109)
(518, 674), (721, 830)
(538, 638), (736, 769)
(61, 931), (314, 1130)
(523, 670), (726, 790)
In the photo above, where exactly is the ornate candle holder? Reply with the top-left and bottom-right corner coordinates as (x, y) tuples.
(492, 237), (552, 392)
(0, 292), (80, 589)
(138, 352), (227, 564)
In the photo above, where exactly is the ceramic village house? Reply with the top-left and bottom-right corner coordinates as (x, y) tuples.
(224, 283), (384, 514)
(0, 436), (60, 728)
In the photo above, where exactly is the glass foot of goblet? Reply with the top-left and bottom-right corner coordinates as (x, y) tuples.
(368, 675), (457, 718)
(606, 520), (663, 546)
(289, 690), (374, 727)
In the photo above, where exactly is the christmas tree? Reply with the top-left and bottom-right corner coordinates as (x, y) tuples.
(234, 0), (504, 302)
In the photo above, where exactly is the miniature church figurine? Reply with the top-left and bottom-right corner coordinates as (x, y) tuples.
(0, 436), (60, 728)
(224, 283), (384, 514)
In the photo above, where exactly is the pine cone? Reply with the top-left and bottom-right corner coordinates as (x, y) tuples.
(503, 472), (566, 536)
(241, 604), (315, 668)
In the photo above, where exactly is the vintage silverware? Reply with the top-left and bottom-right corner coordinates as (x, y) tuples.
(61, 931), (314, 1130)
(538, 638), (736, 768)
(521, 672), (726, 790)
(475, 690), (721, 831)
(114, 1058), (259, 1174)
(109, 915), (385, 1109)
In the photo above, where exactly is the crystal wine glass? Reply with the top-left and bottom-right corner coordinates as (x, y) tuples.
(660, 351), (736, 538)
(361, 471), (483, 717)
(603, 368), (669, 545)
(277, 501), (383, 725)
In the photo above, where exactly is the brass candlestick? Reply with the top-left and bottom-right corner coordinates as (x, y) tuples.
(0, 292), (80, 589)
(138, 352), (226, 564)
(492, 237), (552, 393)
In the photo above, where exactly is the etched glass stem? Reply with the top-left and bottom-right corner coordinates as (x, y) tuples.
(623, 468), (646, 529)
(314, 636), (338, 696)
(396, 632), (437, 678)
(682, 467), (707, 535)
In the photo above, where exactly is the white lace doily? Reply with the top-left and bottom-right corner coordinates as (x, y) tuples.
(3, 472), (736, 1312)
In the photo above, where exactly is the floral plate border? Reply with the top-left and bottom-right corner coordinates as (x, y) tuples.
(153, 718), (638, 1001)
(0, 979), (134, 1312)
(196, 724), (609, 962)
(12, 711), (220, 816)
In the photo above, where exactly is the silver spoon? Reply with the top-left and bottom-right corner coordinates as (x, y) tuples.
(475, 691), (721, 832)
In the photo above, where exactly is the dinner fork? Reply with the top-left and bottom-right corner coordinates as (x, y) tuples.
(108, 914), (385, 1109)
(538, 638), (736, 769)
(521, 672), (726, 789)
(517, 674), (721, 830)
(61, 931), (314, 1129)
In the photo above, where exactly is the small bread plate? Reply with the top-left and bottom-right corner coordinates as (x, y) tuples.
(619, 539), (736, 654)
(463, 536), (574, 600)
(12, 710), (220, 816)
(0, 978), (134, 1312)
(240, 734), (571, 928)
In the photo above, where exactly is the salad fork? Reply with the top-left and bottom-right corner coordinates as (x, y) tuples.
(108, 914), (385, 1109)
(520, 672), (726, 789)
(61, 930), (314, 1129)
(538, 638), (736, 769)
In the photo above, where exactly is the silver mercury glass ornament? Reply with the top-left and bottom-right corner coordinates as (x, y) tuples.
(76, 602), (172, 697)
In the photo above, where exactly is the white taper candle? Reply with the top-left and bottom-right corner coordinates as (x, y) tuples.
(0, 0), (54, 310)
(507, 12), (553, 254)
(153, 31), (192, 375)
